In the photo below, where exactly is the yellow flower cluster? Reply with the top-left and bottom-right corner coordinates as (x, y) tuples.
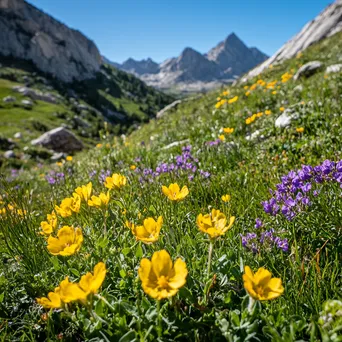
(281, 72), (293, 83)
(0, 202), (27, 217)
(223, 127), (234, 134)
(245, 112), (262, 125)
(215, 95), (238, 109)
(37, 262), (107, 308)
(104, 173), (127, 190)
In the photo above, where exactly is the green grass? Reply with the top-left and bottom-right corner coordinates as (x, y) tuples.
(0, 58), (174, 169)
(0, 32), (342, 341)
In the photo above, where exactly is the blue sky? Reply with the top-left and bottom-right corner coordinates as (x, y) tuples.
(28, 0), (332, 63)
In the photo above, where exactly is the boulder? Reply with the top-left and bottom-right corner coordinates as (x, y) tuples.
(3, 96), (16, 103)
(293, 61), (322, 80)
(326, 64), (342, 74)
(31, 127), (83, 152)
(4, 150), (16, 159)
(275, 108), (299, 128)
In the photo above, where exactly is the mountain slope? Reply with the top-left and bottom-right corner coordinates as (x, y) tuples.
(0, 0), (101, 82)
(246, 0), (342, 78)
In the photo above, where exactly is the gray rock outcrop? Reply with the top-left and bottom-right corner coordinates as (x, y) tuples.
(293, 61), (323, 80)
(246, 0), (342, 79)
(0, 0), (102, 82)
(31, 127), (83, 152)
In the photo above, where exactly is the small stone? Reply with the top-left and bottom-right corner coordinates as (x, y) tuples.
(21, 99), (33, 108)
(3, 96), (16, 103)
(14, 132), (22, 139)
(4, 150), (16, 158)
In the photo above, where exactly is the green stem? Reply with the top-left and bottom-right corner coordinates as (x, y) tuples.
(207, 240), (214, 275)
(156, 300), (162, 338)
(248, 296), (256, 314)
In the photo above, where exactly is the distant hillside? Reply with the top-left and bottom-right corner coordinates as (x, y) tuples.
(0, 56), (173, 167)
(108, 33), (268, 93)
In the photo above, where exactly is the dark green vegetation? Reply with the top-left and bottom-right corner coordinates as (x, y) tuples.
(0, 32), (342, 341)
(0, 56), (173, 168)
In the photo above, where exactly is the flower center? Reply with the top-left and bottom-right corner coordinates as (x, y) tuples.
(157, 276), (169, 289)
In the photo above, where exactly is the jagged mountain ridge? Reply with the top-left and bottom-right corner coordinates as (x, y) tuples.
(0, 0), (102, 82)
(246, 0), (342, 79)
(108, 33), (268, 90)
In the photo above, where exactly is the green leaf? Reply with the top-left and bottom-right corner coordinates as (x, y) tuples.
(119, 269), (126, 278)
(118, 330), (136, 342)
(135, 244), (143, 258)
(121, 247), (131, 256)
(0, 293), (4, 303)
(70, 268), (80, 277)
(50, 256), (60, 271)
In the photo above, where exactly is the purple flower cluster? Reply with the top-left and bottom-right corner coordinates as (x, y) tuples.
(206, 138), (223, 146)
(241, 227), (288, 253)
(134, 145), (211, 182)
(46, 171), (65, 185)
(89, 169), (111, 183)
(262, 160), (342, 220)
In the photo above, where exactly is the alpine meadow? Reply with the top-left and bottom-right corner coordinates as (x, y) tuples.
(1, 0), (342, 341)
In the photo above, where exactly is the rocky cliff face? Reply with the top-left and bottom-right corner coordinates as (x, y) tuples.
(109, 33), (268, 91)
(206, 33), (268, 77)
(0, 0), (102, 82)
(246, 0), (342, 79)
(121, 58), (160, 75)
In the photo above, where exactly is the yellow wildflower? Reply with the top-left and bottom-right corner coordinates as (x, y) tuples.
(197, 209), (235, 239)
(40, 211), (58, 235)
(218, 134), (225, 141)
(280, 107), (285, 112)
(130, 165), (136, 170)
(138, 250), (188, 300)
(221, 194), (231, 203)
(55, 194), (81, 218)
(265, 110), (272, 115)
(78, 262), (107, 296)
(129, 216), (163, 244)
(245, 91), (251, 96)
(88, 192), (110, 208)
(228, 96), (238, 104)
(66, 156), (73, 162)
(296, 127), (304, 133)
(162, 183), (189, 202)
(36, 288), (62, 309)
(243, 266), (284, 301)
(74, 182), (92, 203)
(272, 91), (277, 95)
(96, 143), (103, 148)
(223, 127), (234, 134)
(104, 173), (127, 190)
(47, 226), (83, 256)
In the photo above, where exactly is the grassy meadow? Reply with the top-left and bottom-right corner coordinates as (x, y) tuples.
(0, 32), (342, 341)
